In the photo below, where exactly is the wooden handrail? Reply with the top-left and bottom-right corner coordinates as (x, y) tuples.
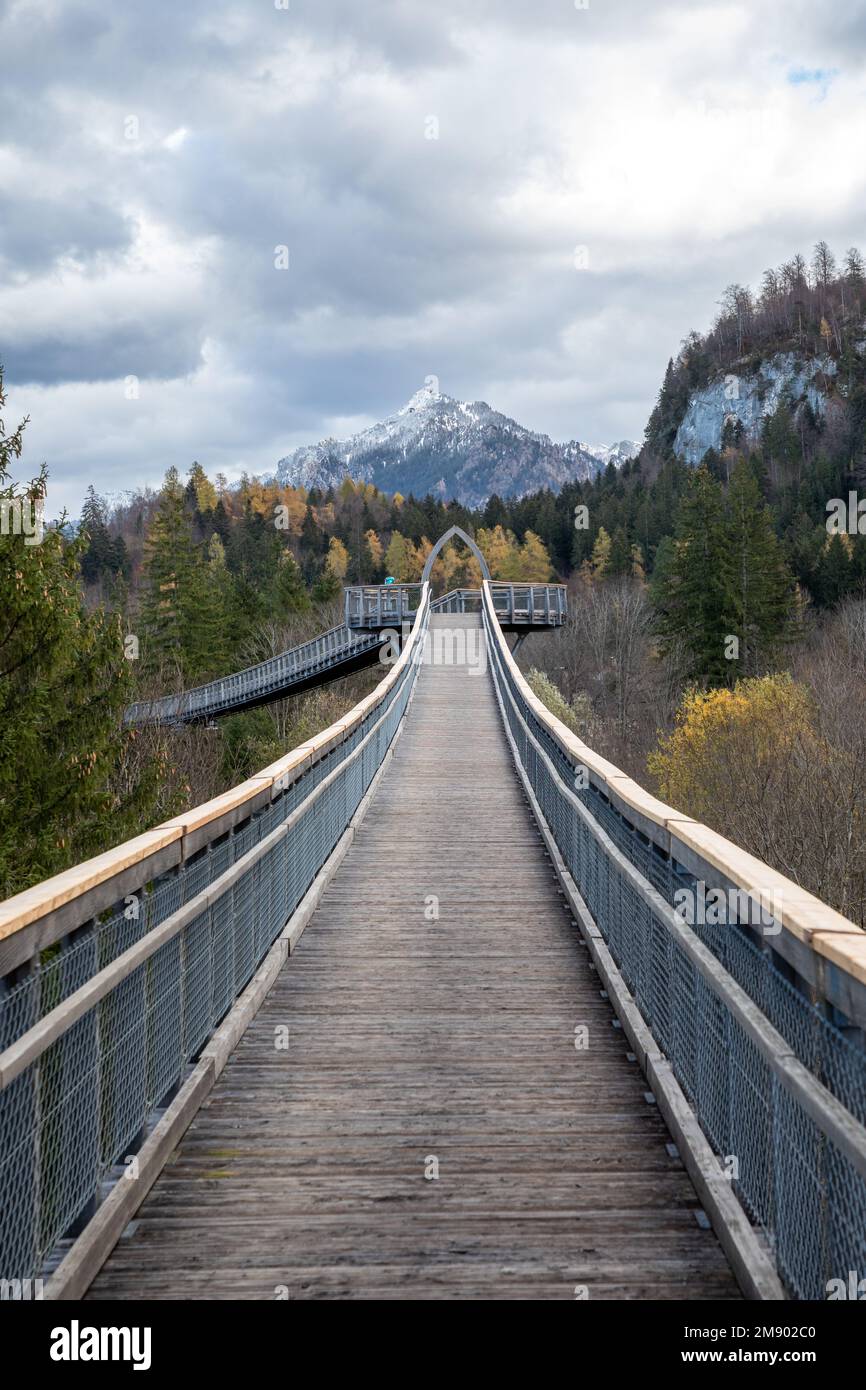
(481, 580), (866, 988)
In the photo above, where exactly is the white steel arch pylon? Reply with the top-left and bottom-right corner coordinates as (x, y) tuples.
(420, 525), (491, 584)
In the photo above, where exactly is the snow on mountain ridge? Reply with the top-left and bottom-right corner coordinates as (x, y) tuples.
(276, 386), (638, 507)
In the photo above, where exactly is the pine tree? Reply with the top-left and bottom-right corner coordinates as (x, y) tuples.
(724, 458), (796, 672)
(228, 498), (279, 593)
(184, 534), (234, 680)
(272, 546), (310, 616)
(211, 498), (232, 546)
(140, 467), (200, 677)
(0, 371), (164, 894)
(607, 526), (632, 577)
(650, 467), (732, 684)
(483, 494), (508, 529)
(310, 569), (341, 603)
(645, 357), (691, 456)
(80, 484), (125, 584)
(814, 532), (854, 607)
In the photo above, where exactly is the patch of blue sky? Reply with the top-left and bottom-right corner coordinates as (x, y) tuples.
(787, 65), (839, 87)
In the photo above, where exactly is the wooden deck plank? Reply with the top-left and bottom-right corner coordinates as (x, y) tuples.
(88, 616), (740, 1301)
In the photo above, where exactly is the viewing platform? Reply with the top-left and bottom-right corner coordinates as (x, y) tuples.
(345, 581), (567, 631)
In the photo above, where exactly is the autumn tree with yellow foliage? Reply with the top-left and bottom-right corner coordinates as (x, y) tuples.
(474, 524), (554, 582)
(384, 531), (414, 582)
(648, 673), (866, 923)
(325, 535), (349, 581)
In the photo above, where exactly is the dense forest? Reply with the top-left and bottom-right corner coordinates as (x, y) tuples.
(2, 244), (866, 918)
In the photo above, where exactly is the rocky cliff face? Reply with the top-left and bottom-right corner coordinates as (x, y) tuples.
(277, 383), (638, 507)
(673, 353), (837, 465)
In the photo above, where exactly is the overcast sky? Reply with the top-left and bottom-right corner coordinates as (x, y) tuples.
(1, 0), (865, 516)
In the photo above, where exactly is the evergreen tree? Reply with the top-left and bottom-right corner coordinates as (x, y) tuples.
(483, 494), (508, 529)
(0, 372), (164, 894)
(724, 459), (796, 671)
(228, 498), (279, 593)
(80, 484), (126, 584)
(310, 569), (341, 603)
(814, 533), (854, 607)
(845, 246), (865, 286)
(760, 401), (799, 475)
(272, 546), (310, 616)
(720, 416), (745, 452)
(645, 357), (691, 456)
(184, 534), (235, 680)
(140, 467), (200, 677)
(211, 498), (232, 546)
(650, 467), (732, 684)
(607, 526), (632, 577)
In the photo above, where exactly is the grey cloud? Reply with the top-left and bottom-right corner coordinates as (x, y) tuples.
(5, 316), (204, 388)
(0, 194), (132, 273)
(1, 0), (866, 510)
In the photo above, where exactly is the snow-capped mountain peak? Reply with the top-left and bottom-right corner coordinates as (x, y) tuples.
(580, 439), (640, 469)
(399, 380), (446, 415)
(276, 386), (636, 507)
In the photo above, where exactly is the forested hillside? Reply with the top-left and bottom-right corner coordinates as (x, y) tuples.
(80, 466), (557, 683)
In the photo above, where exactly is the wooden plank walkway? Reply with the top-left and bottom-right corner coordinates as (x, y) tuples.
(88, 614), (740, 1300)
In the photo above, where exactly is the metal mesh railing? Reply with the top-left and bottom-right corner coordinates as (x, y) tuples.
(502, 676), (866, 1128)
(0, 591), (429, 1283)
(345, 584), (422, 629)
(125, 623), (384, 727)
(483, 585), (866, 1301)
(348, 582), (567, 627)
(431, 589), (482, 614)
(488, 581), (566, 625)
(433, 583), (567, 622)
